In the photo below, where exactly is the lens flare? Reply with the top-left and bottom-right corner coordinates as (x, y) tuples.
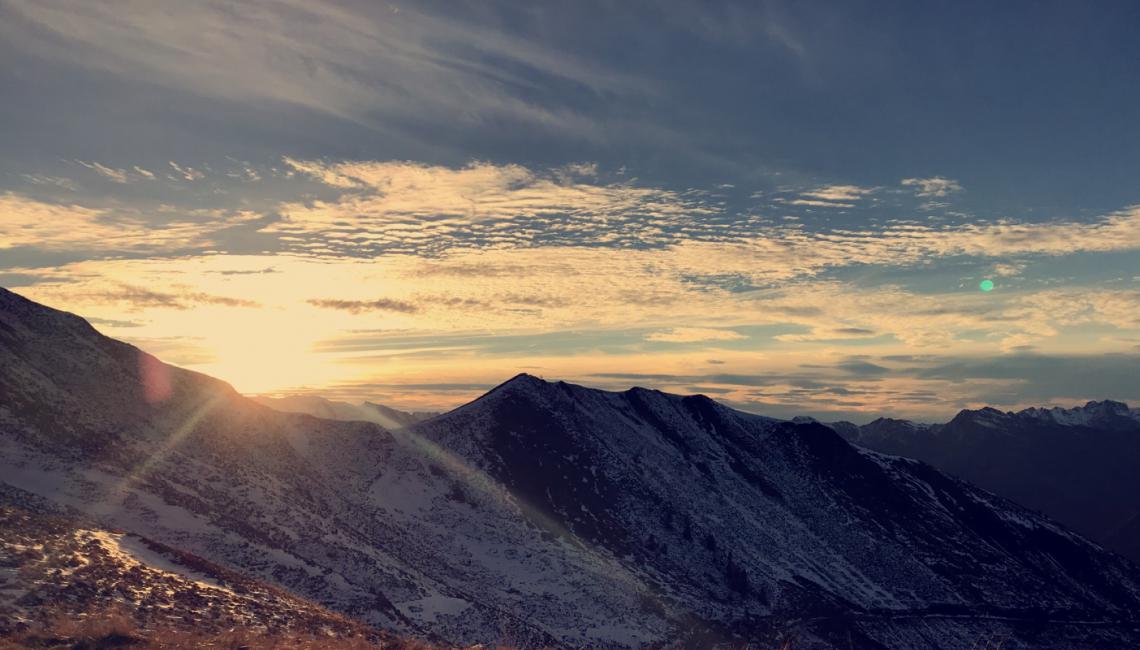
(979, 279), (995, 292)
(139, 351), (172, 403)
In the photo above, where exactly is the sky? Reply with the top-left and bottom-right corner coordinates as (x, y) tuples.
(1, 0), (1138, 422)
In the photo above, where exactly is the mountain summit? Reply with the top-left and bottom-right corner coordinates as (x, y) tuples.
(4, 287), (1140, 648)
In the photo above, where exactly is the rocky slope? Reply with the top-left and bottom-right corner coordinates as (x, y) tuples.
(0, 485), (387, 642)
(4, 287), (1140, 648)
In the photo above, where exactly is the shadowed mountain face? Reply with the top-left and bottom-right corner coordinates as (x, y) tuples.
(4, 287), (1140, 648)
(832, 404), (1140, 562)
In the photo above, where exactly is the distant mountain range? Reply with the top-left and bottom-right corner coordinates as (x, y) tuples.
(251, 394), (437, 428)
(4, 286), (1140, 648)
(824, 402), (1140, 563)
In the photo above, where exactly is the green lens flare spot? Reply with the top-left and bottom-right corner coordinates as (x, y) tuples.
(979, 279), (995, 292)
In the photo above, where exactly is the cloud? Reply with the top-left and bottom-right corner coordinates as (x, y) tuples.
(67, 283), (259, 311)
(13, 251), (1139, 420)
(784, 198), (856, 208)
(209, 267), (278, 276)
(991, 261), (1026, 277)
(307, 297), (420, 314)
(801, 184), (875, 202)
(909, 353), (1140, 405)
(20, 174), (78, 191)
(1003, 288), (1140, 333)
(75, 161), (160, 183)
(775, 326), (879, 342)
(588, 352), (1140, 422)
(1, 1), (649, 138)
(9, 192), (1138, 358)
(646, 327), (747, 343)
(0, 193), (111, 250)
(0, 192), (262, 254)
(273, 159), (717, 254)
(901, 176), (963, 197)
(836, 359), (891, 376)
(784, 184), (876, 207)
(76, 160), (130, 183)
(6, 146), (1139, 421)
(771, 184), (876, 209)
(12, 157), (1140, 283)
(305, 291), (571, 317)
(168, 161), (203, 181)
(271, 160), (1140, 271)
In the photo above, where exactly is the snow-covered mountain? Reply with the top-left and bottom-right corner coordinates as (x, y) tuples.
(4, 287), (1140, 648)
(830, 402), (1140, 563)
(251, 394), (437, 428)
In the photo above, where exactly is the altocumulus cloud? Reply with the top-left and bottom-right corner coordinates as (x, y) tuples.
(271, 161), (1140, 274)
(272, 158), (718, 255)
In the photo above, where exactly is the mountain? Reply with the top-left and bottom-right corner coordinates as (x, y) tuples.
(251, 394), (437, 428)
(4, 286), (1140, 648)
(830, 402), (1140, 563)
(0, 288), (635, 648)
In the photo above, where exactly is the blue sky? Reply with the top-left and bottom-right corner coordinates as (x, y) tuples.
(1, 0), (1138, 421)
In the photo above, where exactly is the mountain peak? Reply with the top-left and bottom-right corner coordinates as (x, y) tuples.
(486, 374), (717, 411)
(947, 406), (1012, 428)
(1082, 399), (1131, 413)
(481, 372), (557, 399)
(504, 371), (548, 385)
(0, 287), (99, 340)
(1017, 399), (1138, 427)
(862, 416), (932, 432)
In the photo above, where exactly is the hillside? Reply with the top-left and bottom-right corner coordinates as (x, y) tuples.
(0, 485), (410, 648)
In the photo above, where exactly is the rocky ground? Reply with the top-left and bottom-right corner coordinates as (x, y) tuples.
(0, 487), (421, 649)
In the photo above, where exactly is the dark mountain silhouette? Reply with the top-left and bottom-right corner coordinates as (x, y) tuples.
(832, 402), (1140, 562)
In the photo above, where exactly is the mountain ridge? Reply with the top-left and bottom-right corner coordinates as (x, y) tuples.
(828, 399), (1140, 563)
(251, 393), (437, 428)
(5, 287), (1140, 648)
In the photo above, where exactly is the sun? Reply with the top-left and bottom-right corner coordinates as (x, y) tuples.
(139, 301), (345, 395)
